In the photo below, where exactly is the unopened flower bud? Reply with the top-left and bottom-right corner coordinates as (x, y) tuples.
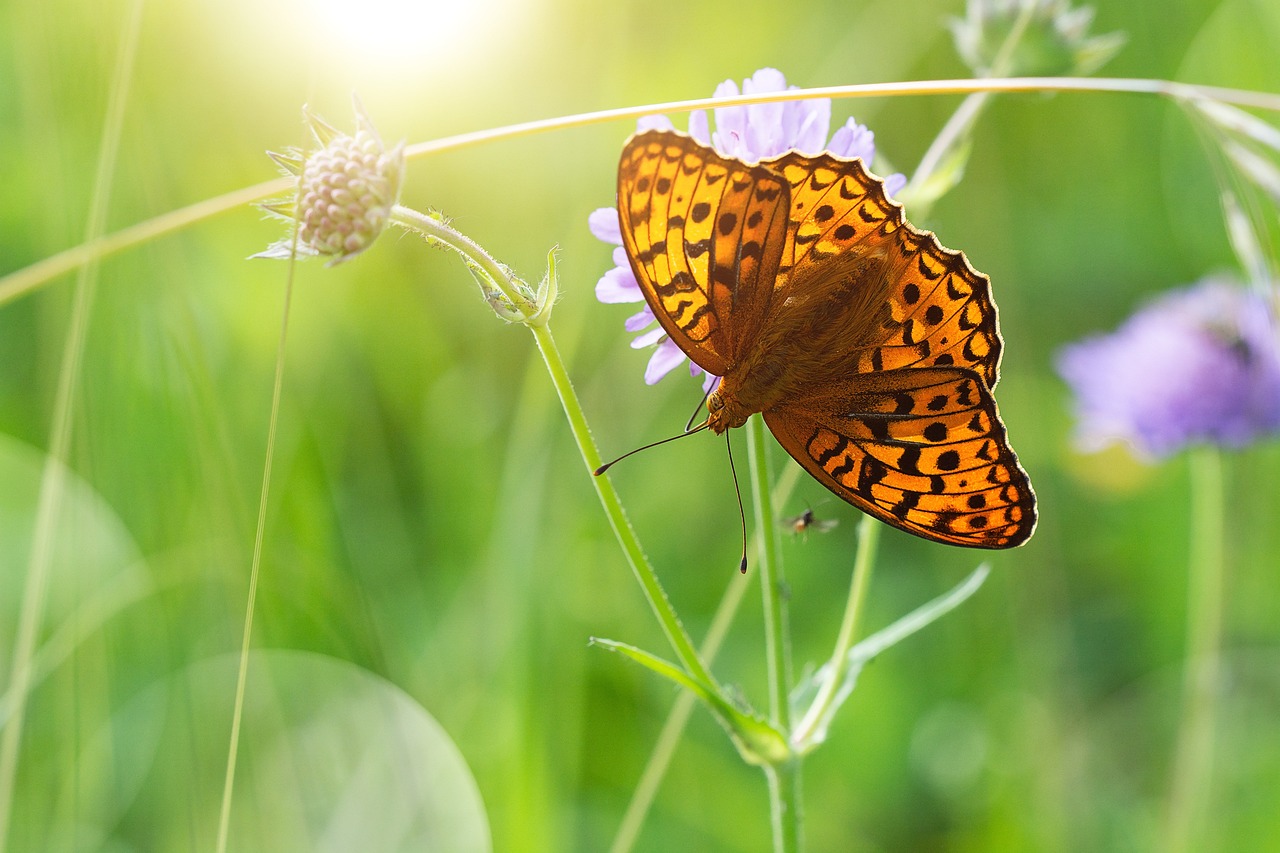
(255, 98), (404, 266)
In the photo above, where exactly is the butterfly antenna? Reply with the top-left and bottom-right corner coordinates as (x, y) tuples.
(725, 431), (749, 574)
(685, 380), (718, 433)
(594, 421), (710, 476)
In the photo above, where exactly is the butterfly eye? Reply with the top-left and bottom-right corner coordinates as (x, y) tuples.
(707, 393), (725, 414)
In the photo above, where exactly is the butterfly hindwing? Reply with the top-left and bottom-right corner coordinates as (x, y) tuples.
(763, 367), (1036, 548)
(618, 130), (790, 375)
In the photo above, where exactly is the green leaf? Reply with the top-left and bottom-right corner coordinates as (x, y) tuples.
(591, 638), (790, 766)
(790, 564), (990, 754)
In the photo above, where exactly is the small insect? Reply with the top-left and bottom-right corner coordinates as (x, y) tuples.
(784, 507), (839, 538)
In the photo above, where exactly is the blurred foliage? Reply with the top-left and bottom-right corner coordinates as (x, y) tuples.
(1, 0), (1279, 850)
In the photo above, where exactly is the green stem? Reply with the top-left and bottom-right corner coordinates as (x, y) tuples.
(610, 463), (805, 853)
(745, 415), (799, 852)
(5, 79), (1279, 309)
(214, 266), (295, 853)
(764, 762), (802, 853)
(907, 92), (989, 209)
(906, 0), (1036, 217)
(791, 514), (879, 750)
(747, 417), (790, 722)
(527, 322), (714, 688)
(1163, 447), (1226, 853)
(0, 1), (143, 845)
(392, 206), (536, 320)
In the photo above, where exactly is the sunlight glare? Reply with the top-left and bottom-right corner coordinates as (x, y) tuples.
(310, 0), (513, 69)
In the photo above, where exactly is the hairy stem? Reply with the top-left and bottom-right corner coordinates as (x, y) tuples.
(610, 464), (804, 853)
(528, 322), (714, 688)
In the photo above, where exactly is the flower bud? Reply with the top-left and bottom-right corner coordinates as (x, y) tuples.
(255, 98), (404, 266)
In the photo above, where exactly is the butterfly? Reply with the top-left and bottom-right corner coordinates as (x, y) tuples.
(614, 129), (1036, 548)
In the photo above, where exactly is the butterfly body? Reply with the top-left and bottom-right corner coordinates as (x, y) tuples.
(707, 246), (903, 432)
(617, 130), (1036, 549)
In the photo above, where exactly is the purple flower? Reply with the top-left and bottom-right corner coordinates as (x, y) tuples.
(591, 67), (908, 387)
(1056, 278), (1280, 459)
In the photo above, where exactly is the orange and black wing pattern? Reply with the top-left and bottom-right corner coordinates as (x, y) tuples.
(617, 130), (791, 375)
(765, 367), (1035, 548)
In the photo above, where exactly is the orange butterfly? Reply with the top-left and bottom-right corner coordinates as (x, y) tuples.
(615, 130), (1036, 548)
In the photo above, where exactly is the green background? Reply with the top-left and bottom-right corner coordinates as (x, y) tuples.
(1, 0), (1279, 849)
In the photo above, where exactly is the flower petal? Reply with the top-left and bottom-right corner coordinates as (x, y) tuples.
(595, 265), (644, 303)
(630, 325), (667, 348)
(827, 119), (876, 162)
(883, 173), (907, 198)
(688, 110), (710, 144)
(588, 207), (623, 245)
(743, 69), (788, 158)
(644, 338), (687, 384)
(711, 79), (747, 160)
(637, 114), (676, 132)
(624, 306), (656, 332)
(1056, 278), (1280, 457)
(787, 95), (832, 155)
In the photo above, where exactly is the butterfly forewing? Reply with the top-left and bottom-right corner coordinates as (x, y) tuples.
(764, 367), (1035, 548)
(618, 131), (790, 374)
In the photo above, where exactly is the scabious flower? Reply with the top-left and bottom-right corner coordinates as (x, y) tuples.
(1056, 278), (1280, 459)
(255, 99), (405, 266)
(591, 67), (907, 387)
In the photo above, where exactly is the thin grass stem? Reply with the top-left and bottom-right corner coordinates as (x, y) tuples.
(1162, 447), (1226, 853)
(4, 78), (1279, 309)
(0, 1), (144, 845)
(213, 244), (298, 853)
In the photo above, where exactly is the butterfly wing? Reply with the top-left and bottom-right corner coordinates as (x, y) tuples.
(617, 130), (791, 376)
(764, 367), (1036, 548)
(762, 150), (1004, 389)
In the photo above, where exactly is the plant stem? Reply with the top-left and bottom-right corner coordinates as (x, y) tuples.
(747, 417), (790, 722)
(0, 0), (143, 845)
(1163, 447), (1226, 853)
(745, 415), (799, 852)
(527, 322), (714, 688)
(214, 267), (295, 853)
(392, 206), (534, 319)
(5, 79), (1279, 309)
(764, 761), (801, 853)
(907, 0), (1036, 216)
(610, 463), (804, 853)
(791, 514), (879, 750)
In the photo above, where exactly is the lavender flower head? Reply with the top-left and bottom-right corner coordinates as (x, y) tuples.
(1056, 278), (1280, 458)
(590, 68), (907, 387)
